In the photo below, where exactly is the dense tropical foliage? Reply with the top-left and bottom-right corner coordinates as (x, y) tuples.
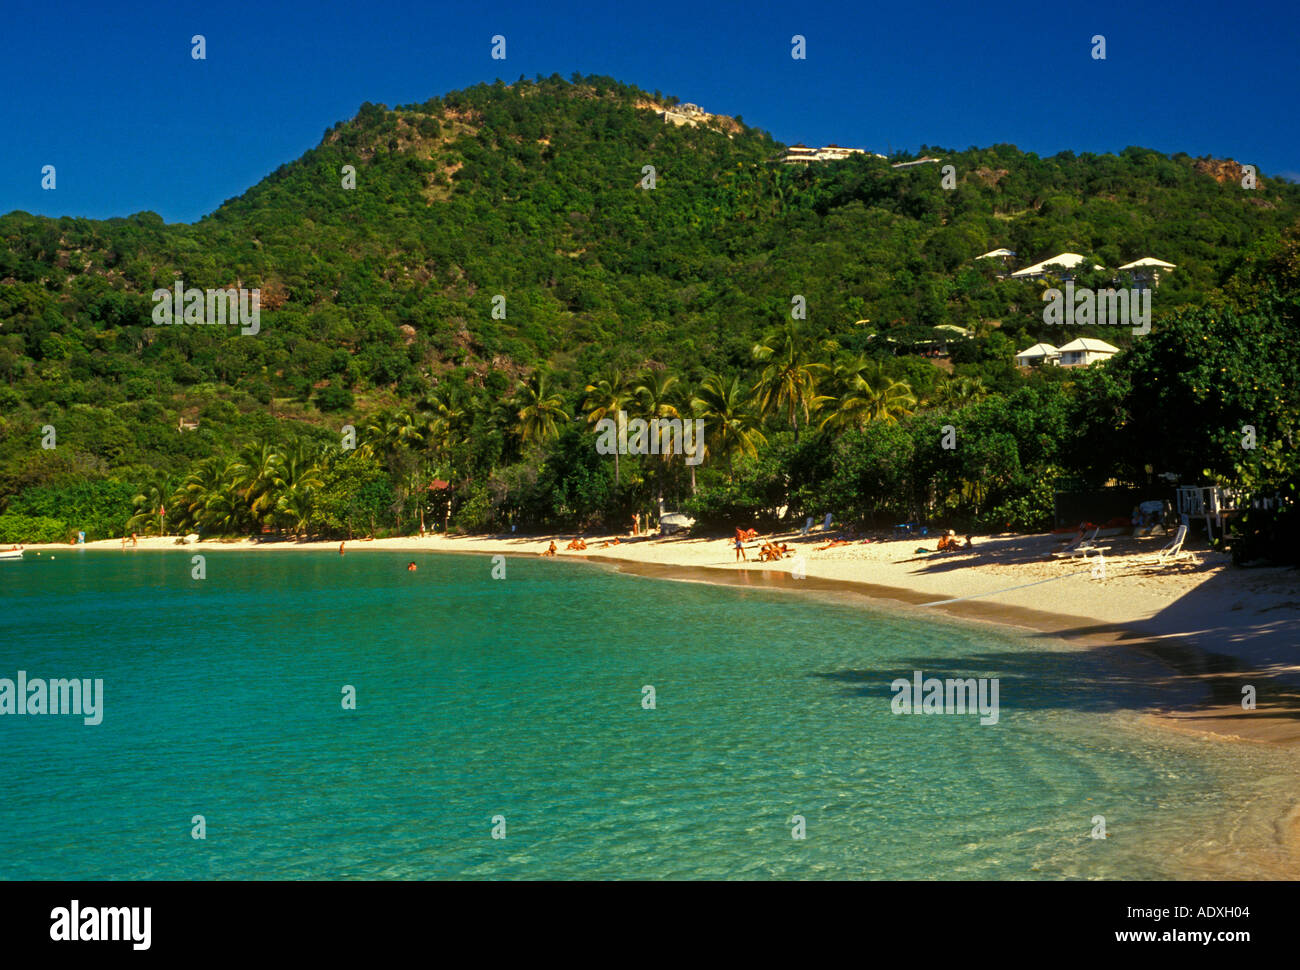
(1, 75), (1297, 560)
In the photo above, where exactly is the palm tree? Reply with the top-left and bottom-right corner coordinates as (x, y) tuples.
(363, 408), (424, 470)
(583, 368), (632, 485)
(751, 320), (829, 443)
(633, 369), (681, 512)
(127, 474), (176, 536)
(232, 442), (282, 531)
(933, 376), (988, 409)
(513, 371), (567, 447)
(823, 374), (916, 430)
(419, 386), (468, 465)
(271, 441), (324, 535)
(692, 373), (767, 482)
(171, 457), (226, 533)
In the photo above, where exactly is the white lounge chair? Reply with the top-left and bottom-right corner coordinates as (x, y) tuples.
(1052, 526), (1100, 558)
(1136, 524), (1194, 566)
(822, 513), (833, 530)
(800, 517), (814, 536)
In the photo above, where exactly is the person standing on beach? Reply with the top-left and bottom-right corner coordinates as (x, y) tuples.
(339, 542), (345, 556)
(633, 512), (640, 536)
(734, 528), (747, 562)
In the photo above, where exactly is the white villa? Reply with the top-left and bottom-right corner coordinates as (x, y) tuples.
(780, 144), (881, 164)
(984, 250), (1177, 288)
(1013, 342), (1060, 367)
(1008, 252), (1103, 281)
(1117, 256), (1177, 290)
(1056, 337), (1119, 367)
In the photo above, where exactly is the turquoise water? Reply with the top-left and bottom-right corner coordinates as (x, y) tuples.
(0, 549), (1294, 879)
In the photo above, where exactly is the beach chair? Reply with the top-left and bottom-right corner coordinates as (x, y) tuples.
(1136, 524), (1194, 566)
(1052, 526), (1100, 558)
(822, 513), (833, 531)
(800, 517), (814, 536)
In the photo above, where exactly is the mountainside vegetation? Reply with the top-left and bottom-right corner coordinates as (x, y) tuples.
(1, 74), (1297, 559)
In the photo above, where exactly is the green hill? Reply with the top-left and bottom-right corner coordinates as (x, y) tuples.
(1, 74), (1297, 554)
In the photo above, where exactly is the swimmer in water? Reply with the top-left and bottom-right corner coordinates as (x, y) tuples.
(407, 562), (417, 571)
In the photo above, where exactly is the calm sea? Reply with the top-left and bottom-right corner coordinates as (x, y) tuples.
(0, 549), (1294, 879)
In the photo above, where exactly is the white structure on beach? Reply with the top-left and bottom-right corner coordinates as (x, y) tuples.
(1014, 342), (1061, 367)
(1056, 337), (1119, 367)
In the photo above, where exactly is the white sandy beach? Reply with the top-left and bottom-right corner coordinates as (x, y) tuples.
(18, 524), (1300, 873)
(18, 525), (1300, 744)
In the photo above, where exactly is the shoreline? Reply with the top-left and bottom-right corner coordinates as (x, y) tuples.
(18, 527), (1300, 875)
(20, 528), (1300, 745)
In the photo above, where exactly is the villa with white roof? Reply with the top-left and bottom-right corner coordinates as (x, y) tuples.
(779, 144), (879, 164)
(1056, 337), (1119, 367)
(1013, 342), (1060, 367)
(1117, 256), (1177, 290)
(1007, 252), (1103, 282)
(983, 249), (1177, 288)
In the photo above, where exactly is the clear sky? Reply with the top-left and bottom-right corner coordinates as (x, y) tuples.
(3, 0), (1297, 223)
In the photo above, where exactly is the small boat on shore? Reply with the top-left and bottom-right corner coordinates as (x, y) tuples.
(0, 549), (24, 561)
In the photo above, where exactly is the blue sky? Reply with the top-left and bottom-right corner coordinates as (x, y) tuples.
(3, 0), (1298, 223)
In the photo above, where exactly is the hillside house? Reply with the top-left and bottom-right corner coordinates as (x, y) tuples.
(1014, 342), (1061, 367)
(1008, 252), (1103, 282)
(1056, 337), (1118, 367)
(1117, 256), (1176, 291)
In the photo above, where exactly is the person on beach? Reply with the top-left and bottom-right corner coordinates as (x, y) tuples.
(734, 528), (747, 562)
(633, 512), (640, 536)
(339, 542), (345, 555)
(541, 541), (558, 557)
(600, 537), (620, 548)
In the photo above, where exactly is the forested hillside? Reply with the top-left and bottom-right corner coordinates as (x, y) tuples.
(1, 74), (1297, 556)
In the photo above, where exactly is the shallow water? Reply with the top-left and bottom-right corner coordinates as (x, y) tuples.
(0, 549), (1293, 879)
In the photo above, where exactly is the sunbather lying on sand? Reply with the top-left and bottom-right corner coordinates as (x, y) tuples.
(600, 538), (621, 548)
(566, 538), (588, 551)
(817, 538), (850, 550)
